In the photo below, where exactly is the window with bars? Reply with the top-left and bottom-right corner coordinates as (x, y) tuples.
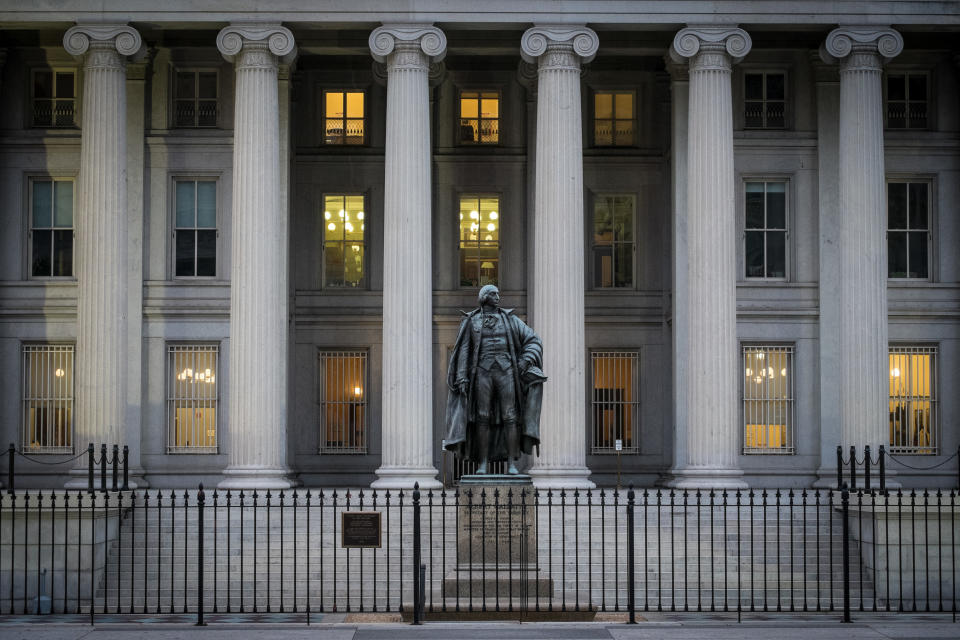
(459, 90), (500, 144)
(593, 91), (634, 146)
(888, 181), (929, 279)
(886, 73), (928, 129)
(318, 351), (368, 454)
(174, 180), (217, 278)
(22, 344), (74, 453)
(322, 194), (365, 288)
(323, 90), (365, 145)
(592, 194), (635, 288)
(32, 69), (76, 128)
(744, 72), (785, 129)
(742, 345), (794, 454)
(173, 70), (218, 128)
(889, 346), (937, 454)
(744, 181), (787, 279)
(459, 195), (500, 288)
(591, 351), (640, 454)
(30, 178), (74, 278)
(167, 344), (218, 453)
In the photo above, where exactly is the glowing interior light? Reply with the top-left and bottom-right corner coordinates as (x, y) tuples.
(489, 211), (498, 220)
(55, 368), (65, 377)
(360, 223), (364, 231)
(351, 245), (360, 252)
(754, 376), (762, 384)
(470, 222), (479, 232)
(470, 210), (479, 219)
(768, 367), (775, 377)
(338, 210), (345, 219)
(324, 211), (331, 220)
(357, 212), (364, 220)
(757, 353), (765, 360)
(891, 367), (901, 377)
(345, 222), (354, 232)
(487, 223), (496, 231)
(485, 235), (493, 241)
(354, 386), (362, 396)
(745, 368), (753, 376)
(781, 368), (787, 377)
(328, 222), (336, 231)
(205, 369), (211, 377)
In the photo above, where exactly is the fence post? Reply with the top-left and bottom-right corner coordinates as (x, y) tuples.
(841, 484), (852, 623)
(122, 446), (129, 491)
(412, 482), (422, 625)
(99, 444), (107, 492)
(849, 445), (857, 491)
(864, 445), (871, 492)
(6, 443), (13, 493)
(627, 484), (636, 624)
(879, 445), (886, 493)
(196, 483), (206, 626)
(111, 444), (119, 492)
(836, 446), (843, 488)
(87, 443), (94, 492)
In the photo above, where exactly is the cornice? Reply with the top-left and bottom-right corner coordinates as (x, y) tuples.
(216, 23), (297, 64)
(820, 26), (903, 64)
(63, 24), (143, 58)
(670, 26), (751, 64)
(520, 25), (599, 64)
(368, 24), (447, 64)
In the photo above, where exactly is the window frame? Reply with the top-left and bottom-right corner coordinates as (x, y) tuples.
(27, 175), (76, 280)
(740, 343), (795, 455)
(456, 192), (502, 290)
(456, 88), (502, 146)
(21, 343), (75, 454)
(886, 177), (934, 282)
(320, 191), (368, 289)
(317, 348), (369, 455)
(171, 68), (220, 129)
(884, 69), (931, 131)
(589, 350), (641, 455)
(589, 192), (637, 290)
(888, 344), (939, 455)
(171, 176), (220, 280)
(321, 88), (368, 146)
(166, 342), (220, 454)
(739, 176), (790, 282)
(742, 70), (787, 130)
(590, 89), (637, 148)
(30, 67), (78, 129)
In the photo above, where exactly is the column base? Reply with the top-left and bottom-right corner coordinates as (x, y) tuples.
(663, 467), (747, 489)
(528, 466), (595, 489)
(218, 466), (297, 489)
(371, 465), (442, 489)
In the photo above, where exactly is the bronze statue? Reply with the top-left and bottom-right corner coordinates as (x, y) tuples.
(443, 285), (545, 474)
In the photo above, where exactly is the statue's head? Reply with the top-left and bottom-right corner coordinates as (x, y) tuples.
(478, 284), (500, 307)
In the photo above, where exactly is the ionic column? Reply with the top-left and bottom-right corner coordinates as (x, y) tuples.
(821, 27), (903, 454)
(368, 25), (446, 489)
(521, 26), (598, 489)
(216, 24), (297, 489)
(666, 27), (751, 488)
(63, 25), (142, 486)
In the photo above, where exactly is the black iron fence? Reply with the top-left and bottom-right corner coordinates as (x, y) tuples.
(0, 483), (957, 623)
(6, 444), (129, 493)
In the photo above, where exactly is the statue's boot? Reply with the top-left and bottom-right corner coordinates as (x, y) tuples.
(475, 419), (490, 474)
(505, 419), (520, 475)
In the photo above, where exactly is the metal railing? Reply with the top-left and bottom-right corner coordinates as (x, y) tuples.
(6, 443), (129, 493)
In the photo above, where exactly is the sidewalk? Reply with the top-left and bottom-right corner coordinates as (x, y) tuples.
(0, 614), (956, 640)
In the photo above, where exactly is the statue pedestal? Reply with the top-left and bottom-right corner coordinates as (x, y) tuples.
(443, 475), (553, 600)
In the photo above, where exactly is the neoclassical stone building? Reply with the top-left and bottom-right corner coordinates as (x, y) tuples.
(1, 2), (958, 489)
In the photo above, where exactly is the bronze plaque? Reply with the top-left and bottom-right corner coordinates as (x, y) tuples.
(341, 511), (382, 548)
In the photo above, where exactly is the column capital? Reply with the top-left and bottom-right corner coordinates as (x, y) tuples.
(63, 24), (143, 58)
(670, 26), (751, 65)
(516, 60), (539, 94)
(820, 26), (903, 66)
(368, 24), (447, 64)
(663, 55), (689, 82)
(216, 23), (297, 64)
(520, 25), (599, 64)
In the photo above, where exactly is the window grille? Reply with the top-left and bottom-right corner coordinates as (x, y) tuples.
(744, 72), (785, 129)
(744, 181), (787, 279)
(886, 73), (927, 129)
(323, 90), (365, 144)
(591, 351), (640, 454)
(167, 344), (218, 453)
(459, 195), (500, 288)
(593, 91), (634, 146)
(889, 346), (938, 454)
(21, 344), (74, 453)
(459, 90), (500, 144)
(32, 69), (76, 128)
(887, 181), (929, 279)
(592, 194), (635, 288)
(742, 345), (794, 454)
(30, 178), (74, 278)
(173, 70), (218, 127)
(322, 194), (365, 288)
(174, 180), (217, 277)
(318, 351), (368, 454)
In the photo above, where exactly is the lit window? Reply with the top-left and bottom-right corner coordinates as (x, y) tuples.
(30, 178), (74, 278)
(744, 181), (786, 279)
(458, 196), (499, 287)
(167, 344), (218, 453)
(742, 345), (794, 454)
(889, 346), (937, 454)
(887, 181), (929, 279)
(592, 194), (635, 288)
(174, 180), (217, 277)
(32, 69), (76, 128)
(323, 90), (365, 145)
(21, 344), (74, 453)
(744, 72), (785, 129)
(591, 351), (639, 454)
(593, 91), (634, 146)
(173, 70), (218, 127)
(886, 73), (928, 129)
(323, 194), (365, 288)
(459, 90), (499, 144)
(318, 350), (367, 454)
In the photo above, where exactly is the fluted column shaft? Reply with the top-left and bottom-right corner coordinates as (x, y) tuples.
(667, 27), (750, 488)
(217, 25), (296, 489)
(522, 26), (598, 489)
(369, 25), (446, 489)
(62, 26), (141, 478)
(822, 28), (903, 451)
